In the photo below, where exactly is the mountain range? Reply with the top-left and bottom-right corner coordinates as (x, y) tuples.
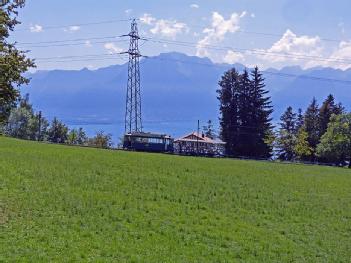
(21, 52), (351, 138)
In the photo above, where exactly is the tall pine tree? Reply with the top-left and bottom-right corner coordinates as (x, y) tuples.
(303, 98), (320, 160)
(249, 67), (273, 158)
(277, 106), (297, 161)
(319, 94), (344, 138)
(217, 68), (240, 155)
(217, 67), (273, 158)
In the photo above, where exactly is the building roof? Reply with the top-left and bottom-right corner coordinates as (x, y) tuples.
(175, 132), (226, 145)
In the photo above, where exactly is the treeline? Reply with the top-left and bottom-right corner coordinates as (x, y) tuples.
(276, 95), (350, 167)
(218, 67), (351, 168)
(0, 95), (113, 149)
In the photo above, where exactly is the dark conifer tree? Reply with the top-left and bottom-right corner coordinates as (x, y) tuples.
(217, 67), (273, 158)
(236, 69), (252, 156)
(304, 98), (320, 160)
(248, 67), (274, 158)
(217, 68), (240, 155)
(277, 106), (297, 160)
(295, 108), (304, 133)
(319, 94), (337, 138)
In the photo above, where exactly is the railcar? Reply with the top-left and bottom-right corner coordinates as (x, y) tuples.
(123, 132), (174, 153)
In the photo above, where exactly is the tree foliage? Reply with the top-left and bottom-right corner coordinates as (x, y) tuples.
(88, 131), (113, 149)
(217, 67), (273, 158)
(0, 0), (35, 123)
(317, 114), (351, 168)
(202, 120), (216, 139)
(47, 117), (68, 144)
(276, 106), (297, 161)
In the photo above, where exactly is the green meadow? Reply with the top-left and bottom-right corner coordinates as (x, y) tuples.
(1, 136), (350, 262)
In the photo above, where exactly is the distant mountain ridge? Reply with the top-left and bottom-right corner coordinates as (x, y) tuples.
(22, 52), (351, 127)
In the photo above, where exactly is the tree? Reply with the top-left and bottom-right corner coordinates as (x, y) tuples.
(27, 111), (48, 141)
(4, 95), (48, 140)
(47, 117), (68, 144)
(5, 105), (32, 139)
(67, 129), (79, 145)
(217, 68), (240, 155)
(276, 106), (297, 161)
(217, 67), (273, 158)
(88, 131), (113, 149)
(67, 128), (88, 145)
(248, 67), (274, 158)
(202, 120), (216, 139)
(303, 98), (320, 160)
(294, 128), (313, 161)
(0, 1), (35, 124)
(319, 94), (344, 138)
(76, 127), (88, 145)
(317, 114), (351, 168)
(295, 108), (304, 132)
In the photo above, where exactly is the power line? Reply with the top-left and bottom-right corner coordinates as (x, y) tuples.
(14, 16), (346, 43)
(142, 37), (351, 65)
(19, 39), (129, 49)
(18, 35), (124, 45)
(15, 18), (132, 32)
(15, 34), (351, 64)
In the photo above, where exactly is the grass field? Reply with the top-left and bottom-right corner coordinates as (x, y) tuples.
(1, 136), (351, 262)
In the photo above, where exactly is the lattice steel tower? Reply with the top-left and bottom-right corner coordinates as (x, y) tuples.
(124, 19), (142, 133)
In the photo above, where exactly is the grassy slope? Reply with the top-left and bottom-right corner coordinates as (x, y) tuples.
(1, 136), (350, 262)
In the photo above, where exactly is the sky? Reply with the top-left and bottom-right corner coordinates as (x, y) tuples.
(10, 0), (351, 71)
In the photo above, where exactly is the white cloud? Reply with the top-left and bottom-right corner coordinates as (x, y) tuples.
(125, 9), (132, 15)
(259, 29), (323, 66)
(190, 4), (199, 9)
(196, 11), (247, 57)
(85, 40), (92, 47)
(150, 19), (189, 39)
(30, 24), (43, 33)
(140, 13), (156, 25)
(323, 41), (351, 70)
(140, 14), (188, 39)
(64, 25), (81, 33)
(104, 43), (123, 54)
(251, 13), (256, 18)
(224, 50), (245, 64)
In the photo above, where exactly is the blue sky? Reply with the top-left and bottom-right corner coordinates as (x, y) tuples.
(12, 0), (351, 70)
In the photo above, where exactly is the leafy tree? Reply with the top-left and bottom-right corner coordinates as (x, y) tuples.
(67, 129), (79, 145)
(294, 128), (313, 161)
(47, 117), (68, 144)
(27, 111), (48, 141)
(276, 106), (297, 161)
(0, 0), (35, 124)
(317, 114), (351, 168)
(88, 131), (113, 149)
(303, 98), (320, 160)
(4, 95), (48, 140)
(319, 94), (344, 138)
(67, 128), (88, 145)
(76, 127), (88, 145)
(202, 120), (216, 139)
(4, 104), (32, 139)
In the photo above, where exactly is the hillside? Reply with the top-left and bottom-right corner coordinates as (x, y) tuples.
(1, 136), (351, 261)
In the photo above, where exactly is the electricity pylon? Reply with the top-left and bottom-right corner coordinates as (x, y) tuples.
(124, 19), (143, 134)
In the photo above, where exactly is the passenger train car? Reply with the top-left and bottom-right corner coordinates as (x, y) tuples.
(123, 132), (174, 153)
